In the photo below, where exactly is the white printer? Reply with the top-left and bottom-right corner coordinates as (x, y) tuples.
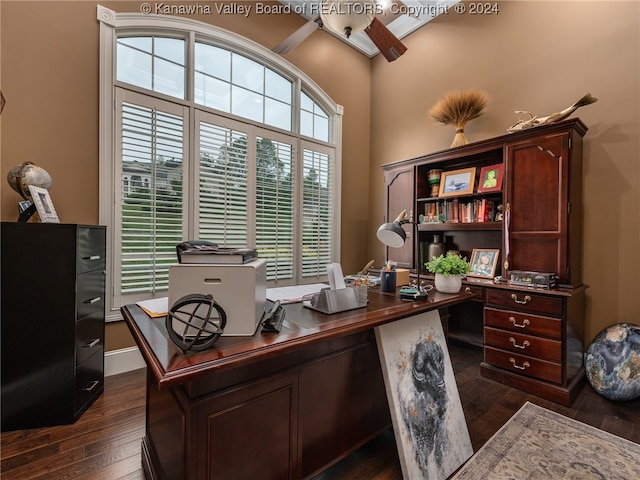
(168, 259), (267, 336)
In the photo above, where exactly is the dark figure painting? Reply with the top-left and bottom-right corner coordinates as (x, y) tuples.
(375, 311), (473, 479)
(401, 340), (448, 476)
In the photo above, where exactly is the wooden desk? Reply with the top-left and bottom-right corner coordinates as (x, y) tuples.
(121, 289), (471, 480)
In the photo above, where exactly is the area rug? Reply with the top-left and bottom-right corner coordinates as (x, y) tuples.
(451, 401), (640, 479)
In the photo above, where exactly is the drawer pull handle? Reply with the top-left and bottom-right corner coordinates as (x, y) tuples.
(509, 358), (530, 370)
(509, 337), (530, 349)
(465, 287), (472, 293)
(511, 293), (531, 305)
(84, 297), (101, 304)
(509, 316), (530, 329)
(83, 338), (100, 348)
(82, 380), (100, 392)
(84, 255), (101, 261)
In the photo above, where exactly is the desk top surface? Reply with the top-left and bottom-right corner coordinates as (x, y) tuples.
(121, 288), (472, 388)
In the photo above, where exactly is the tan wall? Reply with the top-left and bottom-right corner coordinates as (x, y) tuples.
(2, 1), (638, 349)
(0, 1), (371, 350)
(368, 1), (640, 342)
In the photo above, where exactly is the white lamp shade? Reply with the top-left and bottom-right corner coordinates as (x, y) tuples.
(320, 0), (377, 37)
(376, 222), (406, 248)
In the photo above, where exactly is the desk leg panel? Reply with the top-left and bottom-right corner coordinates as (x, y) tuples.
(145, 370), (188, 480)
(299, 336), (391, 478)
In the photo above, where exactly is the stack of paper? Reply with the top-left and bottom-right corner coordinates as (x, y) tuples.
(136, 297), (168, 318)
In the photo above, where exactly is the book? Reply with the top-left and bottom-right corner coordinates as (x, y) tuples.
(177, 245), (258, 264)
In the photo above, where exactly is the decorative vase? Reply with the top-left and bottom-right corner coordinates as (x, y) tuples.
(434, 273), (462, 293)
(427, 169), (442, 197)
(427, 235), (445, 262)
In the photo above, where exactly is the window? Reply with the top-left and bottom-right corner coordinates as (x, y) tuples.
(194, 43), (293, 130)
(117, 36), (186, 99)
(254, 135), (295, 280)
(197, 120), (250, 245)
(302, 147), (333, 277)
(99, 6), (342, 319)
(301, 91), (330, 142)
(118, 97), (187, 296)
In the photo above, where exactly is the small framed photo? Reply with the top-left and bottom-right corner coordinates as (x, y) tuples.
(18, 200), (32, 213)
(438, 167), (476, 197)
(468, 248), (499, 278)
(477, 164), (504, 193)
(28, 185), (60, 223)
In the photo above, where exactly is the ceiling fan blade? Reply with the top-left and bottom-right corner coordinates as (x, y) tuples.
(365, 17), (407, 62)
(272, 17), (322, 55)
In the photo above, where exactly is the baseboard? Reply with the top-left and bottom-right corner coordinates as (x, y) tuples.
(105, 346), (146, 377)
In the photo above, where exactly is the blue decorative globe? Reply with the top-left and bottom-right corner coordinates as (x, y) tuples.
(585, 323), (640, 401)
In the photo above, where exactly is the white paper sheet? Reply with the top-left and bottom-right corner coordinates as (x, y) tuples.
(266, 284), (328, 304)
(327, 262), (346, 290)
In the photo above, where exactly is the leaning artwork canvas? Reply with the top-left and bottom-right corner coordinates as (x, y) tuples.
(375, 310), (473, 479)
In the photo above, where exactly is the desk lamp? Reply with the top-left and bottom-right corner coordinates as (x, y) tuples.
(376, 210), (429, 301)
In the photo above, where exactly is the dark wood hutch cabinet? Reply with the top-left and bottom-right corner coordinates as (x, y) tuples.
(381, 118), (588, 406)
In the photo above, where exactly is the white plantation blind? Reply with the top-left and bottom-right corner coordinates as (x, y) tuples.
(198, 121), (249, 245)
(302, 148), (333, 279)
(255, 136), (294, 281)
(118, 97), (186, 298)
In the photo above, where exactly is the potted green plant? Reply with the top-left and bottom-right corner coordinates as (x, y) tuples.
(425, 252), (470, 293)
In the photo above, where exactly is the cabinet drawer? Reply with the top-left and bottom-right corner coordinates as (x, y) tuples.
(484, 307), (562, 339)
(77, 227), (106, 274)
(486, 289), (563, 317)
(77, 270), (105, 321)
(462, 284), (485, 302)
(75, 348), (104, 412)
(76, 313), (104, 365)
(484, 326), (562, 362)
(484, 346), (562, 384)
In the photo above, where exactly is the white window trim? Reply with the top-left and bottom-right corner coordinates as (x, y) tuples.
(98, 5), (342, 321)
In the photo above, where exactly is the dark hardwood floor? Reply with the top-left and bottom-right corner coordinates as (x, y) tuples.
(2, 341), (639, 479)
(1, 367), (146, 480)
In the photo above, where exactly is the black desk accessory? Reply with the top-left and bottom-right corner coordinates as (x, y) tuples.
(261, 300), (286, 333)
(398, 285), (430, 301)
(166, 293), (226, 352)
(377, 210), (430, 301)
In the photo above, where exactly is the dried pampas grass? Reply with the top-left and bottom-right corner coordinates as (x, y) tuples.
(428, 89), (490, 148)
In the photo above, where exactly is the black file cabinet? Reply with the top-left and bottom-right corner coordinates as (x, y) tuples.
(1, 222), (106, 430)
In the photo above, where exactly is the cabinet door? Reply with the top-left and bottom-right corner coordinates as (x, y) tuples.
(383, 166), (414, 268)
(195, 371), (299, 480)
(504, 131), (572, 284)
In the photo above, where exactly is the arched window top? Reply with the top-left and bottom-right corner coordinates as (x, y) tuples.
(100, 5), (340, 142)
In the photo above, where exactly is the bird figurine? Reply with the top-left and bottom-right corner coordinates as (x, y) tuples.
(507, 92), (597, 132)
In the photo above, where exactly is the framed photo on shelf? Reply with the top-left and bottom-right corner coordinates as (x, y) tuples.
(438, 167), (476, 197)
(468, 248), (499, 278)
(28, 185), (60, 223)
(477, 164), (504, 193)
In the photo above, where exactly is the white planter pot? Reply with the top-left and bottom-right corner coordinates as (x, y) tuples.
(434, 273), (462, 293)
